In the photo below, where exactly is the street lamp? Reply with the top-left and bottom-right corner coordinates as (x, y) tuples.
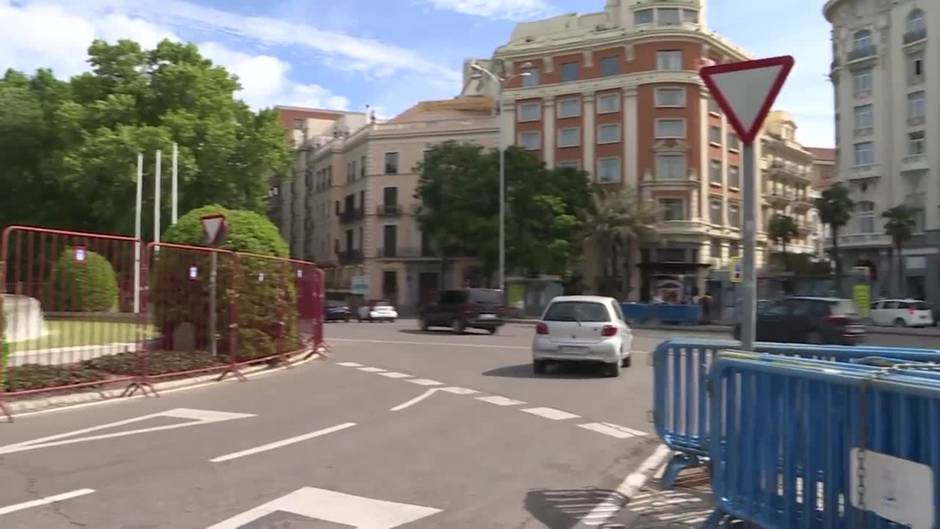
(469, 61), (532, 292)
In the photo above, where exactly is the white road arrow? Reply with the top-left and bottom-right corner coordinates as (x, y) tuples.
(206, 487), (441, 529)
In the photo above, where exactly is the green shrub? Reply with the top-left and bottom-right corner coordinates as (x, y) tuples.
(153, 205), (298, 359)
(83, 350), (222, 375)
(3, 364), (106, 392)
(45, 248), (119, 312)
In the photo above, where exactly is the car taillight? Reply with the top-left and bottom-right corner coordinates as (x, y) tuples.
(497, 305), (505, 315)
(463, 303), (473, 314)
(536, 323), (549, 335)
(826, 315), (849, 326)
(601, 325), (618, 337)
(909, 308), (916, 315)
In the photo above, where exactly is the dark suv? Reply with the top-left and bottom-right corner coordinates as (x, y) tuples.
(733, 297), (866, 345)
(419, 289), (505, 334)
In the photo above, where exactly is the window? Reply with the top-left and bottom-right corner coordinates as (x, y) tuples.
(597, 123), (621, 144)
(728, 165), (740, 188)
(909, 52), (925, 84)
(560, 62), (579, 82)
(709, 160), (722, 184)
(907, 9), (926, 35)
(558, 127), (580, 148)
(854, 104), (873, 134)
(597, 158), (621, 183)
(659, 199), (685, 221)
(728, 205), (741, 229)
(384, 152), (399, 174)
(518, 102), (541, 122)
(655, 87), (685, 107)
(656, 154), (686, 180)
(634, 9), (654, 24)
(597, 93), (620, 113)
(856, 201), (875, 233)
(522, 67), (539, 87)
(519, 131), (541, 150)
(709, 126), (722, 145)
(729, 241), (740, 257)
(656, 50), (683, 71)
(727, 132), (740, 151)
(557, 97), (581, 118)
(710, 199), (723, 225)
(908, 130), (925, 155)
(656, 119), (686, 138)
(711, 239), (723, 260)
(683, 9), (699, 23)
(557, 160), (580, 170)
(658, 8), (681, 26)
(293, 118), (305, 130)
(351, 160), (358, 180)
(853, 30), (872, 51)
(908, 91), (926, 121)
(544, 301), (610, 323)
(853, 69), (872, 98)
(361, 155), (366, 177)
(600, 56), (620, 77)
(854, 142), (874, 166)
(708, 98), (721, 115)
(383, 186), (398, 207)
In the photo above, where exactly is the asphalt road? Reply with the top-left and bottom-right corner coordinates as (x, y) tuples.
(0, 321), (676, 529)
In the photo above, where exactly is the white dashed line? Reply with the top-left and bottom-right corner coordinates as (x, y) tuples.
(406, 378), (443, 386)
(379, 372), (412, 379)
(440, 387), (478, 395)
(336, 362), (363, 367)
(210, 423), (357, 463)
(521, 407), (580, 421)
(0, 489), (95, 516)
(357, 367), (386, 373)
(578, 422), (649, 439)
(475, 395), (526, 406)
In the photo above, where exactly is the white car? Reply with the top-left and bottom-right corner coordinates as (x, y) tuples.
(532, 296), (633, 377)
(358, 300), (398, 322)
(869, 299), (935, 327)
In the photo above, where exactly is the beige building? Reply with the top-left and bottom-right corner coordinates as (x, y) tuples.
(273, 97), (498, 312)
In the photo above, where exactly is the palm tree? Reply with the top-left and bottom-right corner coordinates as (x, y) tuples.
(581, 187), (658, 298)
(768, 214), (799, 272)
(815, 183), (855, 295)
(882, 205), (917, 297)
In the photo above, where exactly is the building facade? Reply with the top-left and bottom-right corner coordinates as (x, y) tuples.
(825, 0), (940, 303)
(273, 98), (498, 312)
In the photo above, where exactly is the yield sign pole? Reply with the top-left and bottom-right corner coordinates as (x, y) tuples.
(700, 55), (794, 351)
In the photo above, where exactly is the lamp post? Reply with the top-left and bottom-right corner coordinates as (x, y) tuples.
(469, 61), (532, 292)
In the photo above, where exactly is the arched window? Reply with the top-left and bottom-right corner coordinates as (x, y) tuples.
(907, 9), (926, 35)
(856, 201), (875, 233)
(853, 30), (872, 51)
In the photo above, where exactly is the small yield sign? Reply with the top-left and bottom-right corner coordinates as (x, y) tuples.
(700, 55), (794, 350)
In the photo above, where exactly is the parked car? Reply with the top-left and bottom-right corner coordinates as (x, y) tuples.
(869, 299), (935, 328)
(532, 296), (633, 377)
(733, 297), (865, 345)
(358, 300), (398, 322)
(325, 300), (352, 322)
(418, 288), (504, 334)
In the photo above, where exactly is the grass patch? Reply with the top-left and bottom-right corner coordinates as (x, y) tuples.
(9, 320), (156, 352)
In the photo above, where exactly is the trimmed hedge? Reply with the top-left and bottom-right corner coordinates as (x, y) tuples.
(153, 205), (298, 360)
(45, 248), (119, 312)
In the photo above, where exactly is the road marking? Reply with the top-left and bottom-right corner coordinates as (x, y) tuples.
(577, 422), (649, 439)
(572, 444), (672, 529)
(337, 362), (364, 367)
(331, 337), (530, 350)
(390, 389), (442, 412)
(358, 366), (386, 373)
(440, 386), (478, 395)
(210, 423), (357, 463)
(406, 378), (443, 386)
(521, 407), (580, 421)
(206, 486), (441, 528)
(379, 371), (411, 378)
(475, 395), (526, 406)
(0, 489), (95, 517)
(0, 408), (255, 455)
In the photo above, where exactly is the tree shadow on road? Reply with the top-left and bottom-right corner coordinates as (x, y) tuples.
(397, 329), (489, 336)
(524, 487), (627, 528)
(482, 363), (608, 379)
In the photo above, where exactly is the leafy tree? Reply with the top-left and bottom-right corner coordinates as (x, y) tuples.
(0, 39), (293, 235)
(581, 187), (658, 298)
(45, 248), (119, 312)
(882, 204), (917, 297)
(767, 214), (799, 271)
(815, 183), (855, 294)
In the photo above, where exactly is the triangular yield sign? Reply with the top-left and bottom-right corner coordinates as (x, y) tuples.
(700, 55), (794, 144)
(201, 214), (225, 245)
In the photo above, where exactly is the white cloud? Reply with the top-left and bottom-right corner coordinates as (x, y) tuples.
(423, 0), (555, 20)
(0, 1), (350, 111)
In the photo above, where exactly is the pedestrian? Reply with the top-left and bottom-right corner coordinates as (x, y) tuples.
(700, 293), (713, 324)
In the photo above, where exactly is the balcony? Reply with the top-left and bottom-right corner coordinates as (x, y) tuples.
(846, 164), (881, 181)
(656, 220), (709, 234)
(376, 204), (403, 217)
(338, 250), (364, 265)
(835, 233), (891, 248)
(375, 247), (439, 260)
(641, 169), (699, 190)
(792, 195), (814, 211)
(338, 208), (364, 223)
(901, 154), (929, 173)
(766, 162), (811, 184)
(846, 45), (876, 64)
(767, 192), (791, 207)
(904, 28), (927, 46)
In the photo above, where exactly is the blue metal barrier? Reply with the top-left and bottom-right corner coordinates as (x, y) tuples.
(620, 303), (653, 323)
(705, 351), (940, 528)
(652, 338), (940, 489)
(653, 304), (701, 325)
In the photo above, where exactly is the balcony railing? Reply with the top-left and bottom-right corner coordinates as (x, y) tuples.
(376, 204), (403, 217)
(375, 247), (438, 259)
(338, 208), (364, 223)
(847, 45), (876, 62)
(904, 28), (927, 45)
(338, 250), (364, 264)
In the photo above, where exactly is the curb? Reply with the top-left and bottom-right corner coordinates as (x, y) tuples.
(5, 352), (321, 417)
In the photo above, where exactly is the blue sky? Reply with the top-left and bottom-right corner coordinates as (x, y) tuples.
(0, 0), (834, 147)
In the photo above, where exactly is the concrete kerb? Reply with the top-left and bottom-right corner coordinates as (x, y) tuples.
(4, 350), (325, 417)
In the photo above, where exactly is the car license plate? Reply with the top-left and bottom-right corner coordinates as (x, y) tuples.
(561, 346), (587, 353)
(847, 325), (864, 334)
(479, 313), (496, 319)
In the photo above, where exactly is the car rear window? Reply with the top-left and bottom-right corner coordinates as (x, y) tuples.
(468, 289), (502, 304)
(913, 302), (930, 310)
(373, 301), (392, 307)
(543, 302), (610, 323)
(897, 301), (911, 309)
(440, 290), (468, 304)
